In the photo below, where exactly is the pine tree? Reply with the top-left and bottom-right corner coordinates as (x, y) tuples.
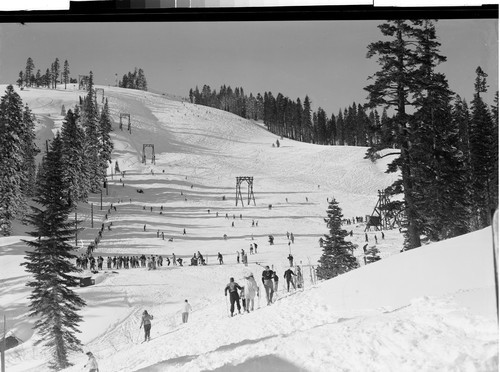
(316, 198), (359, 280)
(98, 98), (113, 177)
(62, 60), (70, 90)
(20, 104), (40, 198)
(365, 20), (425, 249)
(0, 85), (28, 235)
(302, 96), (312, 143)
(52, 58), (60, 89)
(44, 68), (51, 89)
(469, 67), (497, 227)
(22, 133), (86, 370)
(35, 69), (41, 87)
(17, 71), (24, 88)
(409, 20), (471, 241)
(61, 108), (88, 204)
(81, 71), (102, 193)
(25, 57), (35, 87)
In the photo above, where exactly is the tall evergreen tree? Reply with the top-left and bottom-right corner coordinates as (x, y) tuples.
(22, 133), (85, 370)
(62, 60), (70, 90)
(61, 108), (88, 204)
(17, 71), (24, 88)
(20, 104), (40, 198)
(25, 57), (35, 87)
(51, 58), (60, 89)
(409, 19), (471, 240)
(0, 85), (28, 235)
(469, 67), (497, 227)
(317, 198), (359, 280)
(81, 72), (103, 193)
(98, 98), (113, 177)
(302, 96), (312, 143)
(365, 19), (424, 249)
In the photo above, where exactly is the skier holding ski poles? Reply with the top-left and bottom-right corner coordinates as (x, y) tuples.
(140, 310), (154, 342)
(224, 277), (242, 317)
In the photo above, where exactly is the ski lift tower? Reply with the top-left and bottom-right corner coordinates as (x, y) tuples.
(142, 144), (156, 164)
(235, 177), (256, 207)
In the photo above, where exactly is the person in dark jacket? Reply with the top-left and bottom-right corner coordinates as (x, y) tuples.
(262, 266), (274, 305)
(284, 268), (296, 292)
(224, 277), (242, 316)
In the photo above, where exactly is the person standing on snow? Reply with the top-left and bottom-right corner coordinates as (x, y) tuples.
(84, 351), (99, 372)
(224, 277), (242, 316)
(273, 271), (279, 292)
(296, 266), (304, 289)
(284, 268), (296, 292)
(261, 266), (274, 305)
(244, 273), (259, 312)
(140, 310), (154, 342)
(182, 299), (192, 323)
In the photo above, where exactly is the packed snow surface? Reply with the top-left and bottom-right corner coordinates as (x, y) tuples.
(0, 84), (497, 372)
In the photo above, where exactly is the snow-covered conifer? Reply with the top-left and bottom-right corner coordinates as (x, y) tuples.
(22, 133), (85, 370)
(316, 198), (358, 280)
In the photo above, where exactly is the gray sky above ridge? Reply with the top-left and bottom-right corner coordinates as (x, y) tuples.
(0, 19), (497, 116)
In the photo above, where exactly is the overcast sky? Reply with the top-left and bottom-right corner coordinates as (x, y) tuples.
(0, 18), (497, 115)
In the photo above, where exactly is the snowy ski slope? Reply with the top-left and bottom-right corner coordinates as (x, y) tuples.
(0, 84), (497, 372)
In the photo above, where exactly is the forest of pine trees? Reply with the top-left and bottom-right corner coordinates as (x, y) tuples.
(1, 71), (114, 233)
(17, 57), (72, 90)
(118, 67), (148, 91)
(188, 84), (384, 146)
(0, 71), (114, 367)
(365, 19), (498, 249)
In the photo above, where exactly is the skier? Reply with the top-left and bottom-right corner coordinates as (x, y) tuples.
(172, 253), (177, 265)
(218, 252), (224, 264)
(287, 254), (294, 267)
(224, 277), (242, 316)
(182, 299), (192, 323)
(296, 266), (303, 289)
(84, 351), (99, 372)
(254, 243), (258, 253)
(273, 271), (279, 292)
(261, 266), (274, 305)
(139, 310), (154, 342)
(236, 251), (240, 263)
(243, 273), (259, 312)
(284, 268), (296, 292)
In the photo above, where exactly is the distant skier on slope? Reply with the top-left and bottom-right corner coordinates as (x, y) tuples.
(224, 277), (242, 317)
(139, 310), (154, 342)
(182, 299), (192, 323)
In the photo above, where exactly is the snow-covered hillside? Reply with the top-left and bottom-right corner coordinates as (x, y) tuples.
(0, 85), (497, 372)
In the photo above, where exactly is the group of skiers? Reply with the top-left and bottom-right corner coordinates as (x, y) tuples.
(224, 264), (304, 316)
(76, 254), (177, 271)
(224, 273), (260, 316)
(190, 251), (206, 266)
